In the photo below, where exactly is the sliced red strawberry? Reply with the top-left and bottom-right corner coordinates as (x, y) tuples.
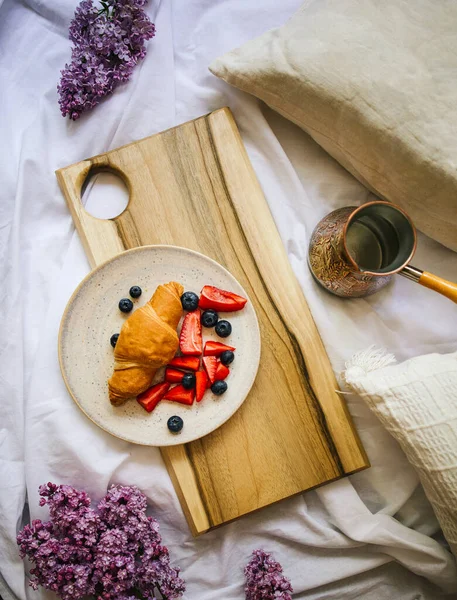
(203, 341), (236, 356)
(195, 371), (208, 402)
(199, 285), (247, 312)
(215, 362), (230, 381)
(179, 311), (202, 356)
(202, 356), (218, 383)
(168, 356), (200, 371)
(165, 368), (185, 384)
(137, 382), (170, 413)
(163, 384), (195, 406)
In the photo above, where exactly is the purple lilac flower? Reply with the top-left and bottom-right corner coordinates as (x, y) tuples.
(58, 0), (155, 120)
(17, 483), (185, 600)
(244, 550), (293, 600)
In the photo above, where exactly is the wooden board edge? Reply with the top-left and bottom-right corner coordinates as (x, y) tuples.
(204, 461), (369, 533)
(160, 445), (211, 536)
(55, 109), (231, 173)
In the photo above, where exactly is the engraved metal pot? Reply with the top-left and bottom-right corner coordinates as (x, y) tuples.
(308, 201), (457, 302)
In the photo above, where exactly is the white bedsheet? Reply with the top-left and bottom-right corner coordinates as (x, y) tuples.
(1, 0), (457, 598)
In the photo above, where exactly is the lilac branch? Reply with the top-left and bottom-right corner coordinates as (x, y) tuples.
(245, 550), (293, 600)
(57, 0), (155, 120)
(17, 483), (185, 600)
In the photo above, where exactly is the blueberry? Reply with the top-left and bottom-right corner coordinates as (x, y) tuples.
(211, 380), (228, 395)
(215, 320), (232, 338)
(181, 292), (199, 311)
(220, 350), (234, 365)
(119, 298), (133, 313)
(110, 333), (119, 348)
(201, 309), (219, 328)
(129, 286), (142, 298)
(167, 415), (184, 433)
(182, 373), (196, 390)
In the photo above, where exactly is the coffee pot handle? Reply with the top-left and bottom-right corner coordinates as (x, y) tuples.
(401, 265), (457, 303)
(419, 271), (457, 303)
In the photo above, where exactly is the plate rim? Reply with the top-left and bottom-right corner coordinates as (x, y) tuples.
(58, 244), (261, 446)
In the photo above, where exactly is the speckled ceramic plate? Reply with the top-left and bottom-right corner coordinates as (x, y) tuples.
(59, 246), (261, 446)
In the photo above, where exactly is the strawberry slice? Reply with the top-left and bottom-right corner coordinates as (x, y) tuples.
(195, 371), (208, 402)
(199, 285), (247, 312)
(165, 368), (185, 383)
(137, 382), (170, 413)
(202, 356), (218, 383)
(163, 384), (195, 406)
(215, 362), (230, 381)
(179, 311), (202, 356)
(168, 356), (200, 371)
(203, 341), (236, 356)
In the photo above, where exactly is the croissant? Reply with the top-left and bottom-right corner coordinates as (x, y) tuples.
(108, 281), (184, 405)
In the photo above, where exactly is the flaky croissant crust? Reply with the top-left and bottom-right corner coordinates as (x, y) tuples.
(108, 281), (183, 405)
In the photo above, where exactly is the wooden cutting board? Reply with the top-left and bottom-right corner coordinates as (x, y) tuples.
(56, 107), (369, 535)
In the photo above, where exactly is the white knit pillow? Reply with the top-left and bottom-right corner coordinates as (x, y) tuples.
(344, 349), (457, 557)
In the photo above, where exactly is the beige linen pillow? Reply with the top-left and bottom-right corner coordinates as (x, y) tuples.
(344, 348), (457, 557)
(210, 0), (457, 252)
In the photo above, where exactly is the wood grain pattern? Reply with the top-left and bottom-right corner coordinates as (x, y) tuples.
(419, 271), (457, 303)
(56, 107), (369, 535)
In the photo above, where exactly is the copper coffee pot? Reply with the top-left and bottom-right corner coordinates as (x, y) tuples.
(308, 201), (457, 302)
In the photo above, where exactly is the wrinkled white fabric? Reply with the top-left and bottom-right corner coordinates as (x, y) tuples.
(1, 0), (457, 599)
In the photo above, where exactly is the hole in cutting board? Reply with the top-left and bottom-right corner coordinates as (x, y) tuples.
(81, 170), (129, 219)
